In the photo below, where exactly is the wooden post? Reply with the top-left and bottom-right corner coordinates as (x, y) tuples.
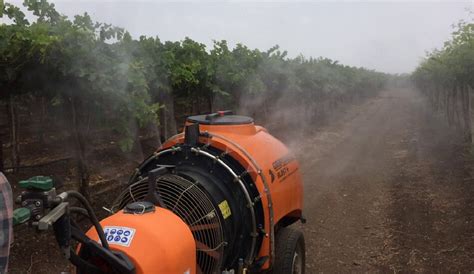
(446, 88), (453, 126)
(39, 96), (47, 144)
(455, 86), (462, 129)
(435, 86), (441, 112)
(8, 94), (20, 173)
(467, 85), (473, 144)
(70, 96), (90, 200)
(162, 93), (177, 140)
(459, 85), (472, 144)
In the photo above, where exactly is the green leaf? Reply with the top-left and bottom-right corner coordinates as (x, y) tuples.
(118, 137), (134, 152)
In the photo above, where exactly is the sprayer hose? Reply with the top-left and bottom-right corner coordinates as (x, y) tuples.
(66, 191), (109, 250)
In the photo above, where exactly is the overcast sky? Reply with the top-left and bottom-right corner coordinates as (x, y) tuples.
(5, 0), (473, 73)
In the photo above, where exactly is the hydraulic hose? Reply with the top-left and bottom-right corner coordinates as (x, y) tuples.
(66, 191), (109, 250)
(70, 207), (90, 218)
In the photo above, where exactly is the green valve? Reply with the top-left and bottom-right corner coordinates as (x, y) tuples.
(19, 176), (53, 191)
(13, 207), (31, 226)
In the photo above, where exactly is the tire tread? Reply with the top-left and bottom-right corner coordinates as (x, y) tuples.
(273, 227), (305, 274)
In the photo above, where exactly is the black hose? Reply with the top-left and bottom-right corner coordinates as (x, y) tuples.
(66, 191), (109, 250)
(69, 247), (102, 274)
(70, 207), (89, 218)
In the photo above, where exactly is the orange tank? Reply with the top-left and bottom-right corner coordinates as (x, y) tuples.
(161, 113), (303, 270)
(107, 112), (304, 272)
(84, 205), (196, 274)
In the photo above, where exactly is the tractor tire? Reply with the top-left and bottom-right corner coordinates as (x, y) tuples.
(273, 227), (305, 274)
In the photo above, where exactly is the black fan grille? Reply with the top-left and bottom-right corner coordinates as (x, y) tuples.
(113, 174), (225, 274)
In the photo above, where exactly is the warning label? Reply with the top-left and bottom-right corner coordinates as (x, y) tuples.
(218, 200), (232, 219)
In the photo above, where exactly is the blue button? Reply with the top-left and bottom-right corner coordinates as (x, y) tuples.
(110, 229), (116, 234)
(121, 237), (128, 243)
(117, 230), (123, 235)
(124, 231), (130, 236)
(114, 236), (121, 242)
(107, 235), (114, 241)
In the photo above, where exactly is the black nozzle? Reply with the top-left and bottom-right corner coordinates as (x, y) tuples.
(184, 123), (200, 146)
(143, 167), (167, 207)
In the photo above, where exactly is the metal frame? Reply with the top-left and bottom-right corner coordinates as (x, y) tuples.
(190, 147), (258, 265)
(128, 147), (182, 184)
(203, 132), (276, 266)
(37, 202), (69, 231)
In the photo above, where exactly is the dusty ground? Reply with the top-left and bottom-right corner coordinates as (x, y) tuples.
(7, 88), (474, 273)
(295, 88), (474, 272)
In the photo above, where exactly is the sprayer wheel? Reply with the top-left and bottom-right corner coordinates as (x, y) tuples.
(273, 227), (305, 274)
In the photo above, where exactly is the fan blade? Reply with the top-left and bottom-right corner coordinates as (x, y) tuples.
(190, 223), (219, 231)
(196, 241), (221, 259)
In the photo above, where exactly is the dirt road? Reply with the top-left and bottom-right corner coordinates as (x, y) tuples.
(295, 89), (474, 272)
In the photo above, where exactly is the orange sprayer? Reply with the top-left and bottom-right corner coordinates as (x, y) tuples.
(102, 112), (305, 273)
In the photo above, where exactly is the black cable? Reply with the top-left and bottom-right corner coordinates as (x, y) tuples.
(70, 207), (89, 218)
(69, 247), (102, 274)
(65, 191), (109, 250)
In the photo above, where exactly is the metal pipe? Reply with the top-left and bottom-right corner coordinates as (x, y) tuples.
(128, 147), (181, 184)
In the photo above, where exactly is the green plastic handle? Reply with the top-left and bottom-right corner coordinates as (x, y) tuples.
(19, 176), (53, 191)
(13, 207), (31, 226)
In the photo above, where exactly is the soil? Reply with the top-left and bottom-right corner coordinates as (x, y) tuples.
(295, 89), (474, 272)
(6, 88), (474, 273)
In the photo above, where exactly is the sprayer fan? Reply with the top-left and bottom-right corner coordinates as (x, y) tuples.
(113, 174), (224, 274)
